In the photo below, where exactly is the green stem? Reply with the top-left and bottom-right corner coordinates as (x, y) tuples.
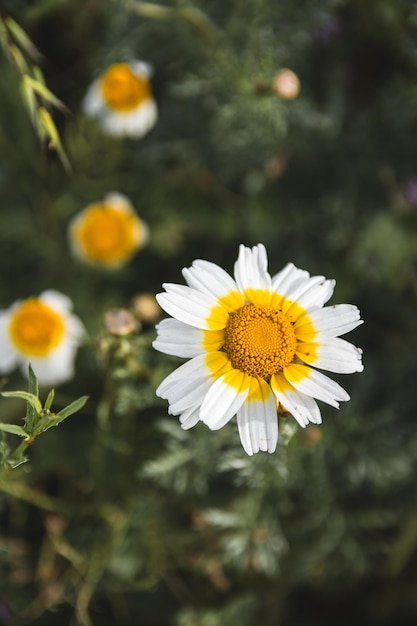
(0, 477), (70, 513)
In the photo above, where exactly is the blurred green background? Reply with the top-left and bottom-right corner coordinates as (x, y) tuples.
(1, 0), (417, 625)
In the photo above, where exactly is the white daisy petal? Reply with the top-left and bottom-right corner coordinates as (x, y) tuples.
(103, 192), (133, 210)
(200, 370), (250, 430)
(156, 284), (227, 330)
(234, 244), (271, 294)
(271, 263), (310, 295)
(296, 304), (363, 338)
(156, 353), (213, 403)
(101, 100), (158, 138)
(297, 337), (364, 374)
(82, 81), (103, 115)
(284, 364), (350, 408)
(153, 319), (211, 358)
(130, 60), (153, 78)
(168, 375), (215, 415)
(25, 338), (78, 386)
(285, 277), (336, 315)
(179, 405), (201, 430)
(271, 374), (322, 427)
(182, 259), (239, 303)
(0, 313), (20, 373)
(40, 290), (73, 314)
(237, 379), (278, 455)
(67, 315), (86, 343)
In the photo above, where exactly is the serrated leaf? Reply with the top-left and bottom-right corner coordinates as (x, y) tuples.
(1, 391), (42, 414)
(56, 396), (89, 421)
(0, 423), (28, 438)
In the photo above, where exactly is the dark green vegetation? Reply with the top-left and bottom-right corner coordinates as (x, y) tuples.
(1, 1), (417, 624)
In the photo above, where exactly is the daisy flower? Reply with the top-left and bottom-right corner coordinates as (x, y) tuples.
(68, 193), (149, 269)
(153, 244), (363, 456)
(0, 290), (85, 386)
(83, 61), (158, 138)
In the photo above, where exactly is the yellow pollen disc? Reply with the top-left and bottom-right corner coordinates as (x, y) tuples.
(223, 304), (297, 380)
(72, 203), (142, 265)
(100, 63), (151, 112)
(9, 298), (65, 357)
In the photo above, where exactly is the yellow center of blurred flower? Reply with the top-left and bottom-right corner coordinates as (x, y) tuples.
(72, 203), (141, 265)
(9, 299), (65, 357)
(100, 63), (151, 112)
(223, 304), (297, 380)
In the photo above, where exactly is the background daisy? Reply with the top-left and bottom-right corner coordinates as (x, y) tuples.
(68, 192), (149, 269)
(83, 61), (158, 138)
(154, 244), (363, 455)
(0, 290), (85, 385)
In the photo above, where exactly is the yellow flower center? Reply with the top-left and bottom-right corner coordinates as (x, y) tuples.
(72, 203), (141, 265)
(100, 63), (151, 112)
(9, 298), (65, 357)
(223, 304), (297, 380)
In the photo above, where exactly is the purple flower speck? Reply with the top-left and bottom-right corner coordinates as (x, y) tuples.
(403, 177), (417, 207)
(313, 16), (343, 45)
(0, 601), (11, 624)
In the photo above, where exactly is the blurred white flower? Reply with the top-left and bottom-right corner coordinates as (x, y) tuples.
(0, 290), (85, 385)
(83, 61), (158, 138)
(68, 192), (148, 269)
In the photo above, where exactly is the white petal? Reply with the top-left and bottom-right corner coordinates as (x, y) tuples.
(153, 319), (208, 358)
(200, 370), (250, 430)
(24, 339), (78, 386)
(296, 304), (363, 338)
(130, 60), (153, 78)
(179, 405), (201, 430)
(39, 290), (73, 314)
(237, 380), (278, 455)
(182, 259), (239, 304)
(0, 313), (19, 373)
(66, 315), (86, 343)
(234, 244), (271, 294)
(83, 81), (104, 115)
(103, 192), (134, 211)
(284, 364), (350, 408)
(271, 263), (310, 295)
(156, 353), (213, 403)
(297, 337), (363, 374)
(156, 284), (226, 330)
(168, 376), (214, 415)
(271, 374), (322, 427)
(285, 277), (336, 316)
(100, 99), (157, 138)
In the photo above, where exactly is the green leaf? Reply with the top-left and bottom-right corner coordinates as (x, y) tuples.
(0, 423), (28, 438)
(28, 365), (39, 397)
(1, 391), (42, 415)
(4, 16), (42, 62)
(23, 74), (68, 111)
(44, 388), (55, 411)
(25, 365), (39, 431)
(56, 396), (89, 421)
(37, 107), (71, 172)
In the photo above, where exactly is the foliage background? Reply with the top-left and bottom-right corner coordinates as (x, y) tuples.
(1, 0), (417, 625)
